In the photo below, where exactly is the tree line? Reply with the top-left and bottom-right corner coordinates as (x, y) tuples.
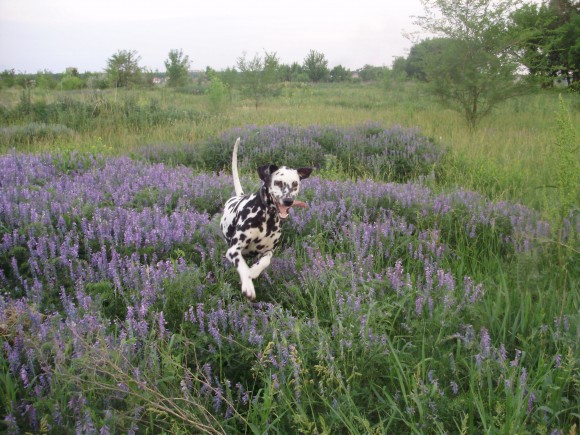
(0, 49), (381, 90)
(1, 0), (577, 129)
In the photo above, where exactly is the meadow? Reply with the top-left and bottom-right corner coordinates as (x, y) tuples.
(0, 82), (578, 433)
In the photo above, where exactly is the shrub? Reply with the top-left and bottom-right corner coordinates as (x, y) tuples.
(206, 77), (229, 113)
(59, 75), (85, 90)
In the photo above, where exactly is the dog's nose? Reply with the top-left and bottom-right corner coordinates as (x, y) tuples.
(282, 198), (294, 207)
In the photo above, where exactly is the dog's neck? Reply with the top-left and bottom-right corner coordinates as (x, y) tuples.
(259, 184), (285, 218)
(259, 184), (274, 207)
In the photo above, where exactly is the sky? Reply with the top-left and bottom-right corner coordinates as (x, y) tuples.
(0, 0), (428, 74)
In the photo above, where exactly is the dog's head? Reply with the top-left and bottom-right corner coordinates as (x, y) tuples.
(258, 164), (313, 218)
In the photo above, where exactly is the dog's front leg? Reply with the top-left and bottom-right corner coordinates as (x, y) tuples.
(249, 251), (273, 279)
(226, 245), (256, 300)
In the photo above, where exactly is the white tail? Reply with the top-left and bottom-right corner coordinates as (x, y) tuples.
(232, 138), (243, 196)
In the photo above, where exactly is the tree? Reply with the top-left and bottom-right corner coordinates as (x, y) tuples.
(165, 49), (191, 87)
(511, 2), (557, 84)
(330, 65), (351, 82)
(0, 69), (16, 89)
(511, 1), (579, 90)
(237, 51), (281, 109)
(303, 50), (329, 82)
(413, 0), (531, 129)
(358, 64), (388, 82)
(220, 67), (238, 100)
(35, 70), (57, 90)
(206, 76), (229, 113)
(555, 12), (580, 89)
(391, 56), (408, 81)
(60, 69), (85, 90)
(279, 62), (307, 82)
(106, 50), (142, 88)
(405, 38), (451, 81)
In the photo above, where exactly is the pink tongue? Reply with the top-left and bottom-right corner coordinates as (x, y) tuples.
(278, 205), (290, 218)
(277, 201), (308, 218)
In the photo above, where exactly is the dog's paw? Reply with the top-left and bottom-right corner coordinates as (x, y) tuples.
(241, 279), (256, 301)
(249, 251), (273, 279)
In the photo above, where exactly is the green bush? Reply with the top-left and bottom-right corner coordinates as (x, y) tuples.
(59, 76), (86, 90)
(206, 77), (229, 113)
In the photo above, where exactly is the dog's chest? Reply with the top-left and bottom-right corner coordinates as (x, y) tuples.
(221, 194), (282, 256)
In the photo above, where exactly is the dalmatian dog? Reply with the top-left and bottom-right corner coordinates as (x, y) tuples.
(220, 138), (313, 300)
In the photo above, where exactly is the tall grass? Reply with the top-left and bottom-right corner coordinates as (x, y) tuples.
(1, 83), (577, 211)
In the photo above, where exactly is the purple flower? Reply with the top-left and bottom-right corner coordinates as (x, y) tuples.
(511, 349), (522, 368)
(519, 368), (527, 387)
(415, 295), (424, 317)
(480, 327), (491, 358)
(498, 343), (507, 363)
(527, 392), (536, 414)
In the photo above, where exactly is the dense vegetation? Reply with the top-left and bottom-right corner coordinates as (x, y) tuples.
(0, 78), (578, 433)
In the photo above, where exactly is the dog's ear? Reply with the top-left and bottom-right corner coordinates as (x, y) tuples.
(297, 167), (313, 180)
(258, 164), (279, 181)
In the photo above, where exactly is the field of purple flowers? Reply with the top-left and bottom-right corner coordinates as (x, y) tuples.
(1, 125), (578, 433)
(141, 123), (444, 183)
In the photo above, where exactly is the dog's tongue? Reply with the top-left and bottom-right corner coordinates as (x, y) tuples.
(278, 201), (308, 218)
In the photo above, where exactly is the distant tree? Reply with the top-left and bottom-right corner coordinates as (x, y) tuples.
(0, 69), (16, 89)
(164, 49), (191, 87)
(330, 65), (351, 82)
(512, 1), (579, 90)
(106, 49), (142, 88)
(59, 69), (85, 90)
(303, 50), (329, 82)
(413, 0), (531, 129)
(206, 76), (229, 113)
(279, 64), (292, 82)
(35, 70), (57, 90)
(263, 51), (281, 84)
(358, 64), (387, 82)
(220, 67), (238, 100)
(66, 67), (80, 77)
(237, 51), (281, 109)
(391, 56), (408, 81)
(280, 62), (308, 82)
(405, 38), (451, 81)
(554, 12), (580, 89)
(511, 3), (554, 79)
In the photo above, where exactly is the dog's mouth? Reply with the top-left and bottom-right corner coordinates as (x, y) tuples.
(277, 200), (307, 219)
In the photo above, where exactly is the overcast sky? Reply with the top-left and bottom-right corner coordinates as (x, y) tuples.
(0, 0), (428, 74)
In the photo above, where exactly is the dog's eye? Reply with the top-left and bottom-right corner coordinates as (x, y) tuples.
(274, 181), (283, 188)
(292, 181), (298, 189)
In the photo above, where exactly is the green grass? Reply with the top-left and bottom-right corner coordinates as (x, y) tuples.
(1, 82), (577, 212)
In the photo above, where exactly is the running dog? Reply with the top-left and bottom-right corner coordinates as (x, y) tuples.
(220, 138), (312, 300)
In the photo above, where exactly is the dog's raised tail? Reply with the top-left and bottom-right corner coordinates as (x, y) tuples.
(232, 138), (243, 196)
